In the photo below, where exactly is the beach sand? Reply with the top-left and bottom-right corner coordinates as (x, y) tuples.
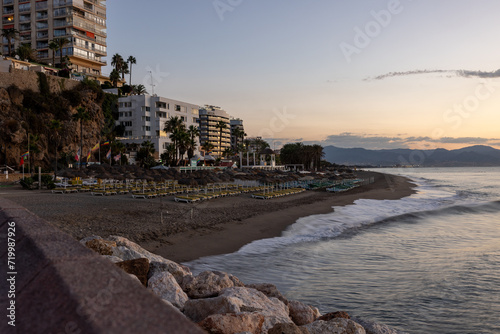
(1, 171), (415, 263)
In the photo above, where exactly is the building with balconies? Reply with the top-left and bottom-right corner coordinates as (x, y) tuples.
(117, 94), (201, 160)
(1, 0), (107, 81)
(199, 105), (231, 158)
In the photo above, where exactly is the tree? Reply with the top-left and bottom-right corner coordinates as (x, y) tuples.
(186, 125), (200, 160)
(201, 142), (214, 156)
(163, 116), (185, 163)
(136, 140), (155, 168)
(127, 55), (136, 85)
(160, 143), (176, 167)
(216, 121), (227, 158)
(48, 40), (58, 66)
(312, 144), (324, 171)
(72, 107), (90, 169)
(53, 37), (69, 66)
(111, 53), (124, 74)
(120, 62), (129, 81)
(133, 84), (147, 95)
(232, 127), (244, 152)
(15, 43), (36, 62)
(176, 131), (190, 164)
(109, 69), (120, 88)
(49, 120), (62, 177)
(1, 28), (19, 57)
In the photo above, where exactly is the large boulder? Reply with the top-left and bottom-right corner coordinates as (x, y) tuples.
(148, 260), (192, 285)
(319, 311), (350, 321)
(245, 283), (289, 305)
(268, 323), (310, 334)
(183, 287), (291, 332)
(303, 318), (366, 334)
(198, 313), (266, 334)
(288, 300), (320, 326)
(148, 272), (189, 310)
(351, 318), (407, 334)
(108, 235), (191, 283)
(181, 270), (244, 299)
(115, 258), (150, 287)
(85, 239), (117, 255)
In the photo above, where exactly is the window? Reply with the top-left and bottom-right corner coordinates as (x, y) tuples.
(142, 106), (150, 112)
(192, 108), (199, 114)
(141, 116), (151, 121)
(175, 105), (181, 112)
(121, 121), (132, 127)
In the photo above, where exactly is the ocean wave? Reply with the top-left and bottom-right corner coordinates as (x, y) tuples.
(237, 178), (497, 255)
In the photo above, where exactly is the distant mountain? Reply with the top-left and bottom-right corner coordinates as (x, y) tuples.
(324, 145), (500, 167)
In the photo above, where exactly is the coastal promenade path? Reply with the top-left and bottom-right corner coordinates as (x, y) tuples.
(0, 197), (205, 334)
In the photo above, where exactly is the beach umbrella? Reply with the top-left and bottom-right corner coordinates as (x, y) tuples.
(151, 165), (169, 170)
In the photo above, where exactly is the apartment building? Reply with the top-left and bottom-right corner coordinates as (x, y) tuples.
(1, 0), (107, 81)
(199, 105), (231, 158)
(117, 94), (201, 159)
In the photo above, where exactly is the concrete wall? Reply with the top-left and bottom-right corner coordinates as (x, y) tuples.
(0, 198), (205, 334)
(0, 69), (80, 94)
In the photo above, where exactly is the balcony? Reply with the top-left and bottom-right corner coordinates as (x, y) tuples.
(37, 32), (49, 39)
(3, 8), (14, 15)
(18, 6), (31, 13)
(35, 2), (48, 10)
(53, 0), (72, 8)
(36, 14), (49, 20)
(3, 0), (13, 5)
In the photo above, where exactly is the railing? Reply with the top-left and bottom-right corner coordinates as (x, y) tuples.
(35, 2), (48, 10)
(3, 0), (13, 5)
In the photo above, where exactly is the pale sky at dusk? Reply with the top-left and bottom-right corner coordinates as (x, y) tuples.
(105, 0), (500, 150)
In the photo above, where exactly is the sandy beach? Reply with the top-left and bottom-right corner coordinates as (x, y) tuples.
(1, 171), (415, 263)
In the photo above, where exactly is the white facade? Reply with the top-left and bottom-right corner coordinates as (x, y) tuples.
(117, 94), (201, 158)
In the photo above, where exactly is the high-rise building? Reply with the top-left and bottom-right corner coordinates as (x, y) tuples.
(1, 0), (107, 81)
(199, 105), (231, 158)
(117, 94), (201, 159)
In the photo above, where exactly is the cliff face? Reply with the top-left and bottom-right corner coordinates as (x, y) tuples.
(0, 70), (114, 169)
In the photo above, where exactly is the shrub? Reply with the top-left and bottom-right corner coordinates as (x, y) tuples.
(41, 174), (55, 189)
(19, 177), (34, 190)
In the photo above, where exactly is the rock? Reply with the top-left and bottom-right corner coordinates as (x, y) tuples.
(109, 236), (168, 263)
(102, 255), (124, 263)
(198, 313), (266, 334)
(351, 318), (408, 334)
(85, 239), (116, 255)
(148, 272), (189, 310)
(245, 283), (289, 305)
(79, 235), (102, 245)
(288, 300), (320, 326)
(318, 311), (350, 321)
(148, 260), (192, 285)
(183, 287), (291, 332)
(268, 322), (310, 334)
(115, 258), (150, 287)
(303, 318), (366, 334)
(128, 274), (142, 285)
(181, 270), (244, 299)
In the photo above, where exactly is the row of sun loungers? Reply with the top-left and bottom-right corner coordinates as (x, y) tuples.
(251, 188), (306, 199)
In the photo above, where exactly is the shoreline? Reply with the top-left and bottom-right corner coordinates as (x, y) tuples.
(149, 171), (416, 262)
(0, 171), (416, 263)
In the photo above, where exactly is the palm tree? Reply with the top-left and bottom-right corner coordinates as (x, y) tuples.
(127, 55), (136, 85)
(53, 37), (69, 66)
(232, 127), (243, 152)
(201, 142), (214, 156)
(133, 84), (147, 95)
(312, 144), (324, 171)
(111, 53), (124, 74)
(163, 116), (185, 162)
(120, 61), (129, 81)
(109, 69), (120, 88)
(137, 140), (155, 168)
(49, 120), (62, 177)
(186, 125), (200, 160)
(72, 107), (90, 169)
(1, 28), (19, 57)
(177, 131), (190, 164)
(215, 121), (227, 158)
(48, 40), (58, 66)
(15, 43), (36, 61)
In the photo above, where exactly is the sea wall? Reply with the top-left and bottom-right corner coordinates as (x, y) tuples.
(0, 198), (204, 334)
(0, 69), (80, 94)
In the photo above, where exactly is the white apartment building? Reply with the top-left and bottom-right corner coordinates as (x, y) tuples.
(199, 105), (231, 158)
(117, 94), (201, 159)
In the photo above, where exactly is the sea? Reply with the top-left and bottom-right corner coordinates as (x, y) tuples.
(187, 167), (500, 334)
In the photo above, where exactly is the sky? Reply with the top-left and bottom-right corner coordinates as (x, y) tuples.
(105, 0), (500, 150)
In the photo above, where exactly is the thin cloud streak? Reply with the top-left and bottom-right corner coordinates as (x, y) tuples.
(367, 69), (500, 81)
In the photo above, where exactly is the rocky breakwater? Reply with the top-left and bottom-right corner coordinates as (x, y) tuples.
(82, 235), (407, 334)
